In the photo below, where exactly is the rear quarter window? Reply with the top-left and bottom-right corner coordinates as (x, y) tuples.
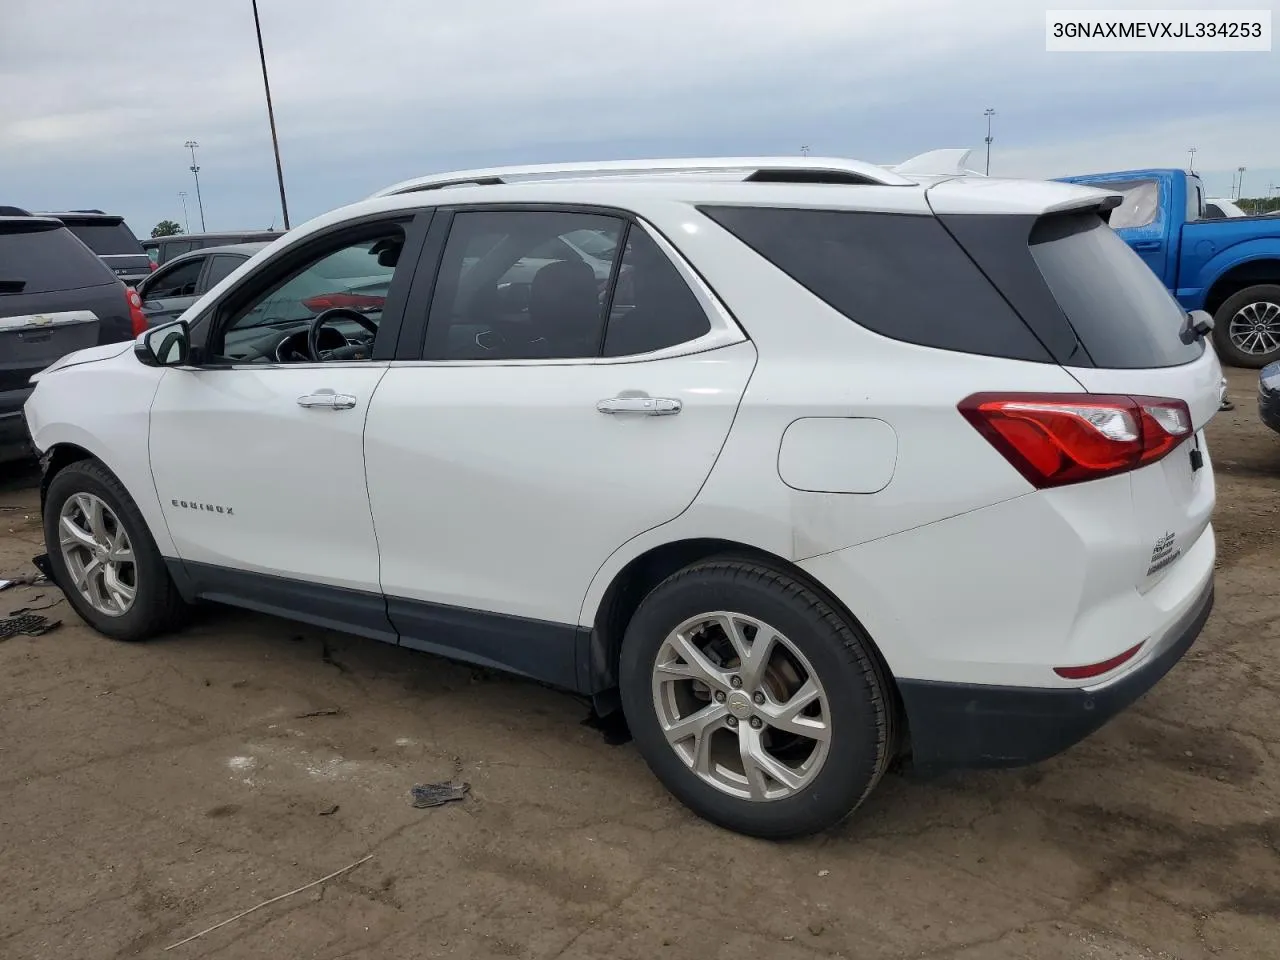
(1028, 213), (1203, 369)
(698, 205), (1050, 362)
(0, 224), (116, 295)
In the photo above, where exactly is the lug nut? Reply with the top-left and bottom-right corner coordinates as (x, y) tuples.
(752, 691), (765, 705)
(726, 716), (738, 728)
(730, 676), (743, 689)
(750, 717), (763, 730)
(714, 691), (727, 703)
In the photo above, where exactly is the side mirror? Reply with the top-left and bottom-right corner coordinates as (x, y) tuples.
(134, 319), (191, 368)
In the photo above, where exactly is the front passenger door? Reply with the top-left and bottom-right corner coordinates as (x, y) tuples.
(147, 215), (426, 636)
(138, 255), (207, 326)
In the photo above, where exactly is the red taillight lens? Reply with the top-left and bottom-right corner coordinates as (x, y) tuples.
(301, 292), (386, 312)
(126, 287), (148, 336)
(959, 393), (1193, 488)
(1053, 642), (1144, 679)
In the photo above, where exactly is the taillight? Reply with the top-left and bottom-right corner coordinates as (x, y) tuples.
(301, 292), (385, 312)
(126, 287), (148, 336)
(958, 393), (1193, 489)
(1053, 642), (1144, 680)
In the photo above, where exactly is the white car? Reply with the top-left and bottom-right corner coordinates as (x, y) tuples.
(1204, 197), (1247, 219)
(24, 156), (1221, 839)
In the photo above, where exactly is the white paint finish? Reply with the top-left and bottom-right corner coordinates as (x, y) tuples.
(23, 347), (176, 556)
(777, 417), (897, 494)
(799, 486), (1215, 689)
(366, 342), (756, 624)
(27, 165), (1223, 714)
(148, 365), (389, 591)
(923, 175), (1122, 216)
(1065, 346), (1222, 594)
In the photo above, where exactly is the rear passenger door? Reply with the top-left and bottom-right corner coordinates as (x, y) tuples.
(364, 207), (757, 681)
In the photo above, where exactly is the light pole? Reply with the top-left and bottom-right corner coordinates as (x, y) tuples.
(178, 191), (190, 233)
(252, 0), (291, 230)
(983, 108), (996, 176)
(1187, 146), (1196, 173)
(184, 140), (207, 231)
(1237, 166), (1247, 201)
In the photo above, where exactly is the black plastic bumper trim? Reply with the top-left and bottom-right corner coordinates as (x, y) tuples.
(898, 579), (1214, 771)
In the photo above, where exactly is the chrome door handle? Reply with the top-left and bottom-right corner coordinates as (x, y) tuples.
(596, 396), (682, 416)
(297, 392), (357, 410)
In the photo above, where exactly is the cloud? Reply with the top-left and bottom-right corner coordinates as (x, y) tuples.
(1, 0), (1276, 232)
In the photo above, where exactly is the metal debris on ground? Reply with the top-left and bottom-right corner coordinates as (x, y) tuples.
(410, 781), (470, 809)
(0, 613), (60, 640)
(296, 707), (343, 719)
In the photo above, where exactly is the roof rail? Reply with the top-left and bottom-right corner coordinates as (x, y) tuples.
(369, 156), (915, 198)
(890, 148), (984, 177)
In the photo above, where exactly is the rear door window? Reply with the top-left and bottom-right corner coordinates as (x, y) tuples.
(602, 226), (711, 356)
(0, 224), (115, 295)
(204, 255), (244, 290)
(699, 205), (1050, 362)
(64, 221), (144, 255)
(1029, 213), (1202, 368)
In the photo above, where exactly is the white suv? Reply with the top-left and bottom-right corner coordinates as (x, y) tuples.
(24, 156), (1221, 839)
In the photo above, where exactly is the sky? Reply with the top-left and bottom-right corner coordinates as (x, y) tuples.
(2, 0), (1277, 236)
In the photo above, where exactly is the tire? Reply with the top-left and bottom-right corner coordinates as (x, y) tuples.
(1212, 284), (1280, 369)
(618, 558), (895, 839)
(43, 459), (188, 641)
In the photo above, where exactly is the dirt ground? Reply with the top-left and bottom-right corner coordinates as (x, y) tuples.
(1, 365), (1278, 960)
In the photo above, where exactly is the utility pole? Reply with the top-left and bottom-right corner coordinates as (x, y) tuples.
(184, 140), (207, 232)
(1187, 146), (1196, 173)
(800, 145), (810, 157)
(983, 108), (996, 176)
(178, 191), (190, 233)
(1237, 166), (1247, 201)
(252, 0), (291, 230)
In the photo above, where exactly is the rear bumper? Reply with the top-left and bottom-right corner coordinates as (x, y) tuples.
(898, 577), (1214, 771)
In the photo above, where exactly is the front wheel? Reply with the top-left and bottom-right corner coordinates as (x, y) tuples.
(43, 459), (188, 641)
(618, 558), (896, 839)
(1212, 284), (1280, 368)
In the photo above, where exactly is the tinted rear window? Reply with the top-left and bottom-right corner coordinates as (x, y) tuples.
(65, 221), (144, 255)
(0, 225), (115, 295)
(699, 206), (1050, 362)
(1029, 213), (1202, 369)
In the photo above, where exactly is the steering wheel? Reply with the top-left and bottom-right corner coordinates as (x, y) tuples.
(306, 307), (379, 361)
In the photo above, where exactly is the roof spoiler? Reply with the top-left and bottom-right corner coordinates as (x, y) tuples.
(890, 149), (984, 177)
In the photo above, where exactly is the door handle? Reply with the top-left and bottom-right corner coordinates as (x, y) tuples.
(1132, 240), (1163, 251)
(596, 396), (682, 416)
(297, 392), (357, 410)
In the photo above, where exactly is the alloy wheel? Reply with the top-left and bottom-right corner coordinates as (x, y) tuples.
(650, 611), (831, 802)
(1228, 300), (1280, 356)
(58, 492), (137, 617)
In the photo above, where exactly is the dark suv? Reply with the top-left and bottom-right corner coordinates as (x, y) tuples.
(41, 211), (152, 287)
(0, 217), (147, 463)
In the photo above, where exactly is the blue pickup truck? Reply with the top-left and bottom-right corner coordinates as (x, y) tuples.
(1060, 168), (1280, 368)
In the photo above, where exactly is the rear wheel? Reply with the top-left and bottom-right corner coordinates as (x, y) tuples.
(43, 459), (188, 641)
(1212, 284), (1280, 368)
(618, 558), (895, 839)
